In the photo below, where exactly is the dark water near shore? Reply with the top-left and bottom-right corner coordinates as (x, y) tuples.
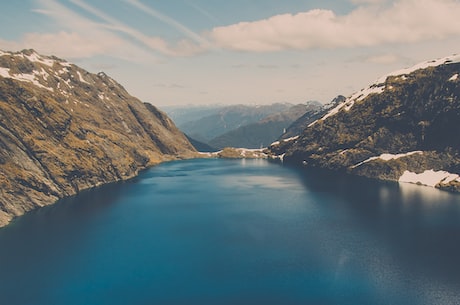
(1, 159), (460, 305)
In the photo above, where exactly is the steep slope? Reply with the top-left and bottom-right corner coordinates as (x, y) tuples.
(268, 54), (460, 191)
(0, 49), (196, 227)
(209, 103), (320, 149)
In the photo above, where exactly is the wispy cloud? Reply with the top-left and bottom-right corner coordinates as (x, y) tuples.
(208, 0), (460, 52)
(124, 0), (211, 48)
(3, 0), (155, 61)
(2, 0), (207, 59)
(70, 0), (205, 57)
(183, 0), (219, 23)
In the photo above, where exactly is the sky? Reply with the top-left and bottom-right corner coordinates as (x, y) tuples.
(1, 0), (460, 106)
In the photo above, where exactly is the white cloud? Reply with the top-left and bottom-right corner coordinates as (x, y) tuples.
(0, 31), (121, 59)
(9, 0), (155, 61)
(208, 0), (460, 52)
(0, 0), (206, 60)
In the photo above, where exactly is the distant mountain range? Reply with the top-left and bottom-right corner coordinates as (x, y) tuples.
(163, 102), (321, 150)
(268, 54), (460, 192)
(0, 49), (196, 227)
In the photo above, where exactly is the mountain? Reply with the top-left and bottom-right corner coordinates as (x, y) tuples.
(280, 96), (345, 140)
(0, 49), (197, 227)
(174, 103), (299, 143)
(159, 104), (224, 127)
(209, 102), (321, 149)
(185, 134), (217, 152)
(267, 54), (460, 192)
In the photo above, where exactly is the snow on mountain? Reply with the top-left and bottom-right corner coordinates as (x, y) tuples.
(267, 52), (460, 192)
(312, 54), (460, 125)
(399, 170), (460, 187)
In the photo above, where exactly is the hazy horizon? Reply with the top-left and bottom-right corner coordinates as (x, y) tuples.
(1, 0), (460, 106)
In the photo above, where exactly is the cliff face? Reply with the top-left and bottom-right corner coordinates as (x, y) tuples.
(268, 55), (460, 191)
(0, 49), (196, 227)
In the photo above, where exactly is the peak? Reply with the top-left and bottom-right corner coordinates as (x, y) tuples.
(20, 49), (38, 56)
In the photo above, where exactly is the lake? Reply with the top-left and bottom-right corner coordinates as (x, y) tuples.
(1, 158), (460, 305)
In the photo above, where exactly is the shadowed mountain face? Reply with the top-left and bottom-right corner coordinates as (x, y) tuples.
(0, 49), (196, 227)
(268, 55), (460, 192)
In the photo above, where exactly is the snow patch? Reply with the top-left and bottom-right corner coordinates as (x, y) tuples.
(34, 68), (49, 81)
(270, 136), (299, 147)
(0, 67), (10, 78)
(376, 54), (460, 84)
(449, 74), (458, 81)
(77, 71), (90, 84)
(6, 72), (53, 91)
(57, 68), (68, 75)
(278, 153), (286, 162)
(25, 52), (54, 67)
(399, 170), (460, 187)
(352, 151), (423, 168)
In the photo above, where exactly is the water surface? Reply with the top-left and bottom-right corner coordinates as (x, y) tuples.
(1, 159), (460, 305)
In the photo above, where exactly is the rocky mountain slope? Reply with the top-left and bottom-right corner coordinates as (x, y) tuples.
(268, 54), (460, 192)
(0, 49), (196, 227)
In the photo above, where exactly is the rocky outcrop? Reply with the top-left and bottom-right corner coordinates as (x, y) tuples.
(267, 55), (460, 191)
(0, 49), (197, 227)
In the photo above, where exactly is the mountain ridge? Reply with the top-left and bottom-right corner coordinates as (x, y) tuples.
(0, 49), (197, 227)
(268, 54), (460, 192)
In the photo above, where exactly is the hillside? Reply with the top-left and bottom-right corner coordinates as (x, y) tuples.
(0, 49), (196, 227)
(267, 54), (460, 192)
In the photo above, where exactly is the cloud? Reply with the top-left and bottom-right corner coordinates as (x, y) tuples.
(124, 0), (211, 49)
(9, 0), (156, 61)
(0, 31), (123, 59)
(208, 0), (460, 52)
(2, 0), (205, 60)
(71, 0), (206, 57)
(184, 0), (219, 23)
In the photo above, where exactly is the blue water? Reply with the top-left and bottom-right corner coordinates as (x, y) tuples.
(1, 159), (460, 305)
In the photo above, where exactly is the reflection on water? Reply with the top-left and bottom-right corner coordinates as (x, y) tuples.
(0, 159), (459, 305)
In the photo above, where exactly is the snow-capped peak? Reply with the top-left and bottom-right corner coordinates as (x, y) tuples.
(310, 53), (460, 126)
(375, 54), (460, 85)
